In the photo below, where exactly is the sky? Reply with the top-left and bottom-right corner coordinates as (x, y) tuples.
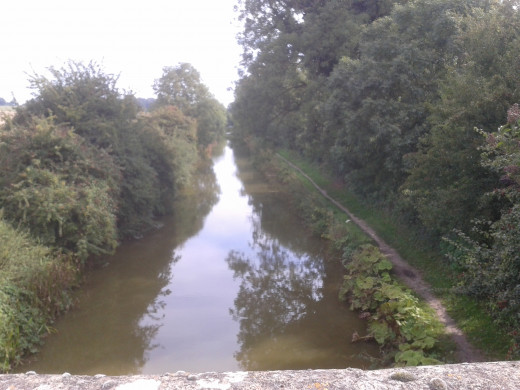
(1, 0), (243, 107)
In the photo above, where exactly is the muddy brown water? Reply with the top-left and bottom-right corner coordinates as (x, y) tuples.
(19, 144), (379, 375)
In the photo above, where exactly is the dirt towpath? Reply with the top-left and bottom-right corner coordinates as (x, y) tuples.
(278, 154), (484, 363)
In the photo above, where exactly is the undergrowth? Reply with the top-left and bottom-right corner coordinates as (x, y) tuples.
(277, 148), (512, 361)
(339, 244), (445, 366)
(242, 143), (449, 366)
(0, 217), (77, 372)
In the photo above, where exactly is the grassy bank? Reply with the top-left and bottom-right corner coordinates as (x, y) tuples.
(277, 149), (512, 360)
(240, 144), (452, 365)
(0, 218), (78, 371)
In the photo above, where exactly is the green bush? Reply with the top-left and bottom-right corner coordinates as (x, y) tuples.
(14, 62), (205, 239)
(0, 117), (119, 261)
(0, 218), (77, 371)
(445, 109), (520, 358)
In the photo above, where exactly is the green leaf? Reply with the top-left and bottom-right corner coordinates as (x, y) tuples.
(395, 350), (423, 366)
(369, 321), (395, 344)
(356, 276), (376, 290)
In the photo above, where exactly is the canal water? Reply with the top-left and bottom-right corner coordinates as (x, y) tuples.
(21, 144), (379, 375)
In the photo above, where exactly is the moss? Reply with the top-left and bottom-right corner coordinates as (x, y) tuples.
(429, 378), (448, 390)
(390, 371), (416, 382)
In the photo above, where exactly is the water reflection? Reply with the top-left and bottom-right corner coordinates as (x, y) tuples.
(227, 243), (325, 370)
(20, 144), (378, 375)
(227, 147), (379, 371)
(19, 160), (220, 375)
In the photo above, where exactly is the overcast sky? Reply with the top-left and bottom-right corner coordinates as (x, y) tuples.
(1, 0), (243, 106)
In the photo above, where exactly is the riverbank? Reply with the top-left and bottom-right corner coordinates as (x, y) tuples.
(0, 219), (78, 372)
(276, 153), (482, 363)
(0, 74), (227, 372)
(13, 143), (379, 374)
(233, 144), (450, 365)
(273, 149), (511, 361)
(2, 361), (519, 389)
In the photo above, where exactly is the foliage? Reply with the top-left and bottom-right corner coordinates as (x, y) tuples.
(402, 3), (520, 237)
(0, 116), (119, 261)
(324, 0), (480, 198)
(14, 62), (154, 237)
(153, 63), (226, 148)
(0, 218), (77, 371)
(445, 106), (520, 357)
(137, 106), (199, 214)
(339, 244), (444, 366)
(11, 61), (206, 238)
(153, 63), (210, 113)
(194, 96), (227, 148)
(18, 61), (136, 148)
(232, 0), (520, 349)
(231, 0), (373, 150)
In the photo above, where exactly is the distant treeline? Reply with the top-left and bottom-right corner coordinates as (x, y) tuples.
(0, 61), (226, 371)
(231, 0), (520, 357)
(137, 97), (156, 111)
(0, 97), (17, 106)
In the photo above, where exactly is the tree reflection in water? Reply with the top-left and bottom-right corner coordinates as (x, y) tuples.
(19, 157), (220, 375)
(227, 147), (379, 371)
(226, 207), (328, 370)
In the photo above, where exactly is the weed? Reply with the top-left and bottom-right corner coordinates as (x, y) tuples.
(0, 218), (77, 372)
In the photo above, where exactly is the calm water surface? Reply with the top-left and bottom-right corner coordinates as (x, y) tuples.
(21, 144), (379, 374)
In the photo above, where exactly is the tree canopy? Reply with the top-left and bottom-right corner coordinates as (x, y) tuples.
(231, 0), (520, 354)
(153, 63), (227, 148)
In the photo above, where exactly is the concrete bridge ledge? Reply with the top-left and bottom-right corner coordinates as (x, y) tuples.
(1, 361), (519, 390)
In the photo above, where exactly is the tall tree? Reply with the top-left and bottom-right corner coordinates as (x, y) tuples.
(446, 104), (520, 355)
(153, 63), (226, 148)
(232, 0), (410, 155)
(153, 63), (210, 114)
(321, 0), (472, 197)
(402, 1), (520, 236)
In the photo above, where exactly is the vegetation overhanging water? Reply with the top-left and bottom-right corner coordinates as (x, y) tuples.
(18, 144), (379, 375)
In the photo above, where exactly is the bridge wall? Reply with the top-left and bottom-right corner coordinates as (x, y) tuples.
(1, 361), (519, 390)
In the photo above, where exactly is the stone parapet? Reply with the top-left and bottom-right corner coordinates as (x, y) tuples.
(1, 361), (519, 390)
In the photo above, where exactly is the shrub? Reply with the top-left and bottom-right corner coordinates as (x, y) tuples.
(445, 108), (520, 358)
(0, 218), (77, 371)
(0, 117), (119, 261)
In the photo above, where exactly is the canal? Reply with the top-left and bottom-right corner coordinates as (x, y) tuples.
(20, 144), (379, 375)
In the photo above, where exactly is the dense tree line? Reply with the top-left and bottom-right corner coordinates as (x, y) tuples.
(231, 0), (520, 353)
(0, 61), (226, 370)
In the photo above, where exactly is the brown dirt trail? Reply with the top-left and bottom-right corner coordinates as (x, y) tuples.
(278, 154), (484, 363)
